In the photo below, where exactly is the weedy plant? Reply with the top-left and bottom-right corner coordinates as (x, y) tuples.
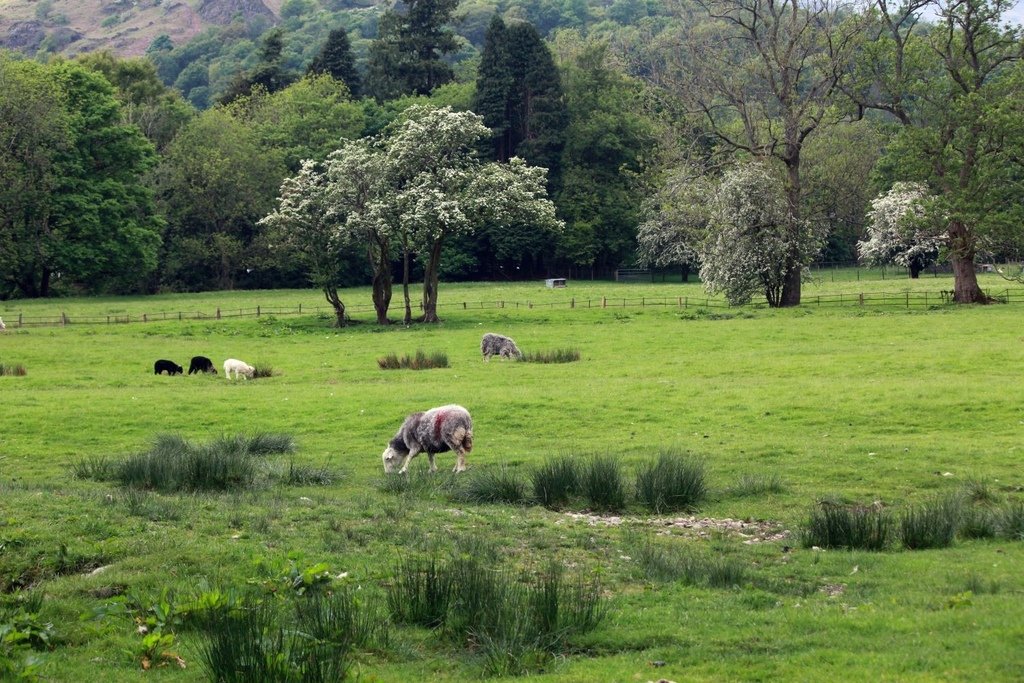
(801, 502), (891, 551)
(634, 451), (707, 513)
(899, 494), (962, 550)
(530, 456), (580, 510)
(377, 350), (449, 370)
(520, 348), (581, 364)
(376, 470), (460, 498)
(580, 455), (627, 512)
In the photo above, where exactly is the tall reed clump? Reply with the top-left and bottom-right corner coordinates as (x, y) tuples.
(530, 456), (580, 510)
(251, 362), (276, 378)
(195, 589), (386, 682)
(630, 536), (746, 588)
(580, 455), (627, 512)
(996, 502), (1024, 540)
(100, 433), (295, 492)
(0, 362), (27, 376)
(377, 350), (449, 370)
(634, 451), (707, 513)
(800, 502), (891, 551)
(386, 552), (607, 677)
(453, 465), (528, 505)
(520, 348), (581, 364)
(899, 494), (962, 550)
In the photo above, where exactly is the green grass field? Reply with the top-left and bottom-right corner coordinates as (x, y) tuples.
(1, 276), (1023, 681)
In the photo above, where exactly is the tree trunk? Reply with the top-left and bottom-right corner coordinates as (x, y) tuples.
(909, 257), (923, 279)
(421, 238), (444, 323)
(368, 238), (392, 324)
(778, 158), (802, 307)
(402, 244), (412, 325)
(323, 286), (346, 327)
(948, 220), (990, 303)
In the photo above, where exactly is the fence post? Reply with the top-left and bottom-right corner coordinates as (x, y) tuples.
(463, 301), (467, 309)
(602, 297), (607, 308)
(216, 307), (221, 320)
(143, 313), (147, 323)
(179, 312), (182, 321)
(61, 312), (67, 326)
(299, 303), (302, 314)
(859, 293), (864, 306)
(906, 292), (909, 308)
(257, 305), (261, 317)
(571, 297), (575, 308)
(18, 313), (22, 327)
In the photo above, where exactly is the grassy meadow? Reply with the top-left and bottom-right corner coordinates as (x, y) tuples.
(1, 274), (1023, 681)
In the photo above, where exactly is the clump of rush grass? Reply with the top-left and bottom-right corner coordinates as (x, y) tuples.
(377, 350), (449, 370)
(729, 472), (787, 498)
(0, 362), (27, 376)
(634, 451), (707, 513)
(72, 455), (116, 481)
(89, 433), (296, 493)
(629, 535), (746, 588)
(580, 455), (627, 512)
(520, 348), (581, 364)
(284, 460), (335, 486)
(959, 505), (999, 539)
(530, 456), (580, 510)
(250, 362), (276, 378)
(960, 477), (1001, 505)
(800, 501), (891, 551)
(899, 494), (962, 550)
(195, 589), (386, 683)
(386, 556), (455, 629)
(451, 465), (528, 505)
(962, 572), (1002, 595)
(376, 469), (459, 498)
(995, 501), (1024, 540)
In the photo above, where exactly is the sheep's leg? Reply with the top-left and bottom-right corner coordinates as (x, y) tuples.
(453, 448), (467, 473)
(427, 452), (437, 473)
(399, 445), (421, 474)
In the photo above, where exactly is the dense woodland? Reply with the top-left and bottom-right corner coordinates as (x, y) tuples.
(1, 0), (1022, 310)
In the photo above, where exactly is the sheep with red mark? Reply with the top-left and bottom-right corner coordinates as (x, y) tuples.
(382, 404), (474, 474)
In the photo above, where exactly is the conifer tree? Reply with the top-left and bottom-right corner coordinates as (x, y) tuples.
(308, 28), (361, 98)
(366, 0), (459, 101)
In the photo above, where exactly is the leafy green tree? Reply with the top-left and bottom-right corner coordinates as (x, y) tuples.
(366, 0), (460, 101)
(636, 167), (712, 281)
(75, 51), (195, 151)
(308, 27), (362, 97)
(0, 58), (162, 297)
(155, 108), (286, 291)
(850, 0), (1024, 302)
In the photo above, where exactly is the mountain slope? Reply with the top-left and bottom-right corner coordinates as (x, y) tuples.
(0, 0), (282, 57)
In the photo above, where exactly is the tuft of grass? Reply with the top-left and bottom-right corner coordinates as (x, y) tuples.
(120, 488), (183, 521)
(377, 350), (449, 370)
(72, 455), (116, 480)
(729, 472), (787, 498)
(520, 348), (581, 364)
(386, 556), (455, 629)
(959, 506), (998, 539)
(801, 502), (891, 551)
(376, 470), (459, 498)
(634, 451), (707, 513)
(0, 362), (27, 376)
(530, 456), (580, 510)
(294, 588), (390, 653)
(995, 501), (1024, 540)
(960, 477), (1001, 505)
(284, 460), (335, 486)
(580, 455), (627, 512)
(899, 494), (962, 550)
(243, 433), (296, 456)
(629, 536), (746, 588)
(962, 573), (1002, 595)
(251, 362), (276, 378)
(452, 465), (528, 505)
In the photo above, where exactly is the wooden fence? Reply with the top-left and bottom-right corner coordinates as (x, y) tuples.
(4, 288), (1024, 328)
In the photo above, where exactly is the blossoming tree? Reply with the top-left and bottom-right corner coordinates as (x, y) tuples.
(857, 182), (942, 278)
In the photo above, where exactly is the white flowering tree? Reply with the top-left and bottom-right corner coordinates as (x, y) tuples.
(699, 163), (823, 307)
(259, 161), (355, 327)
(379, 106), (562, 323)
(857, 182), (942, 279)
(635, 168), (712, 281)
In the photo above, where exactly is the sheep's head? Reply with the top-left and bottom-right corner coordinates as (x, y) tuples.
(382, 445), (408, 474)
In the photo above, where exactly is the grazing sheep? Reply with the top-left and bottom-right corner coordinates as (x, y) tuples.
(382, 404), (474, 474)
(188, 355), (217, 375)
(223, 358), (255, 379)
(481, 333), (522, 361)
(154, 359), (183, 375)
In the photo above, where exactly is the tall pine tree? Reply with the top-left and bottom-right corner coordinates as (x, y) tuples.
(308, 28), (361, 98)
(473, 18), (567, 190)
(366, 0), (460, 102)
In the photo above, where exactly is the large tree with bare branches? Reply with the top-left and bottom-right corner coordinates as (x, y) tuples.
(848, 0), (1024, 303)
(654, 0), (862, 306)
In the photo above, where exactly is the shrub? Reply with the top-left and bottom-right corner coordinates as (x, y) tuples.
(520, 348), (581, 364)
(899, 494), (961, 550)
(377, 350), (449, 370)
(634, 451), (707, 513)
(0, 362), (27, 376)
(251, 363), (276, 378)
(800, 502), (891, 551)
(580, 455), (627, 512)
(452, 465), (528, 505)
(530, 456), (580, 510)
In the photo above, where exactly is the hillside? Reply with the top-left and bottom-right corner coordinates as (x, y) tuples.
(0, 0), (284, 57)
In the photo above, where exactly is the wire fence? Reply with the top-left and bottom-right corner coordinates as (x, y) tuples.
(4, 288), (1024, 328)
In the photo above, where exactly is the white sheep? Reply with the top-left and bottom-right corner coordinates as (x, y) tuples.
(382, 404), (474, 474)
(223, 358), (255, 379)
(0, 317), (6, 331)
